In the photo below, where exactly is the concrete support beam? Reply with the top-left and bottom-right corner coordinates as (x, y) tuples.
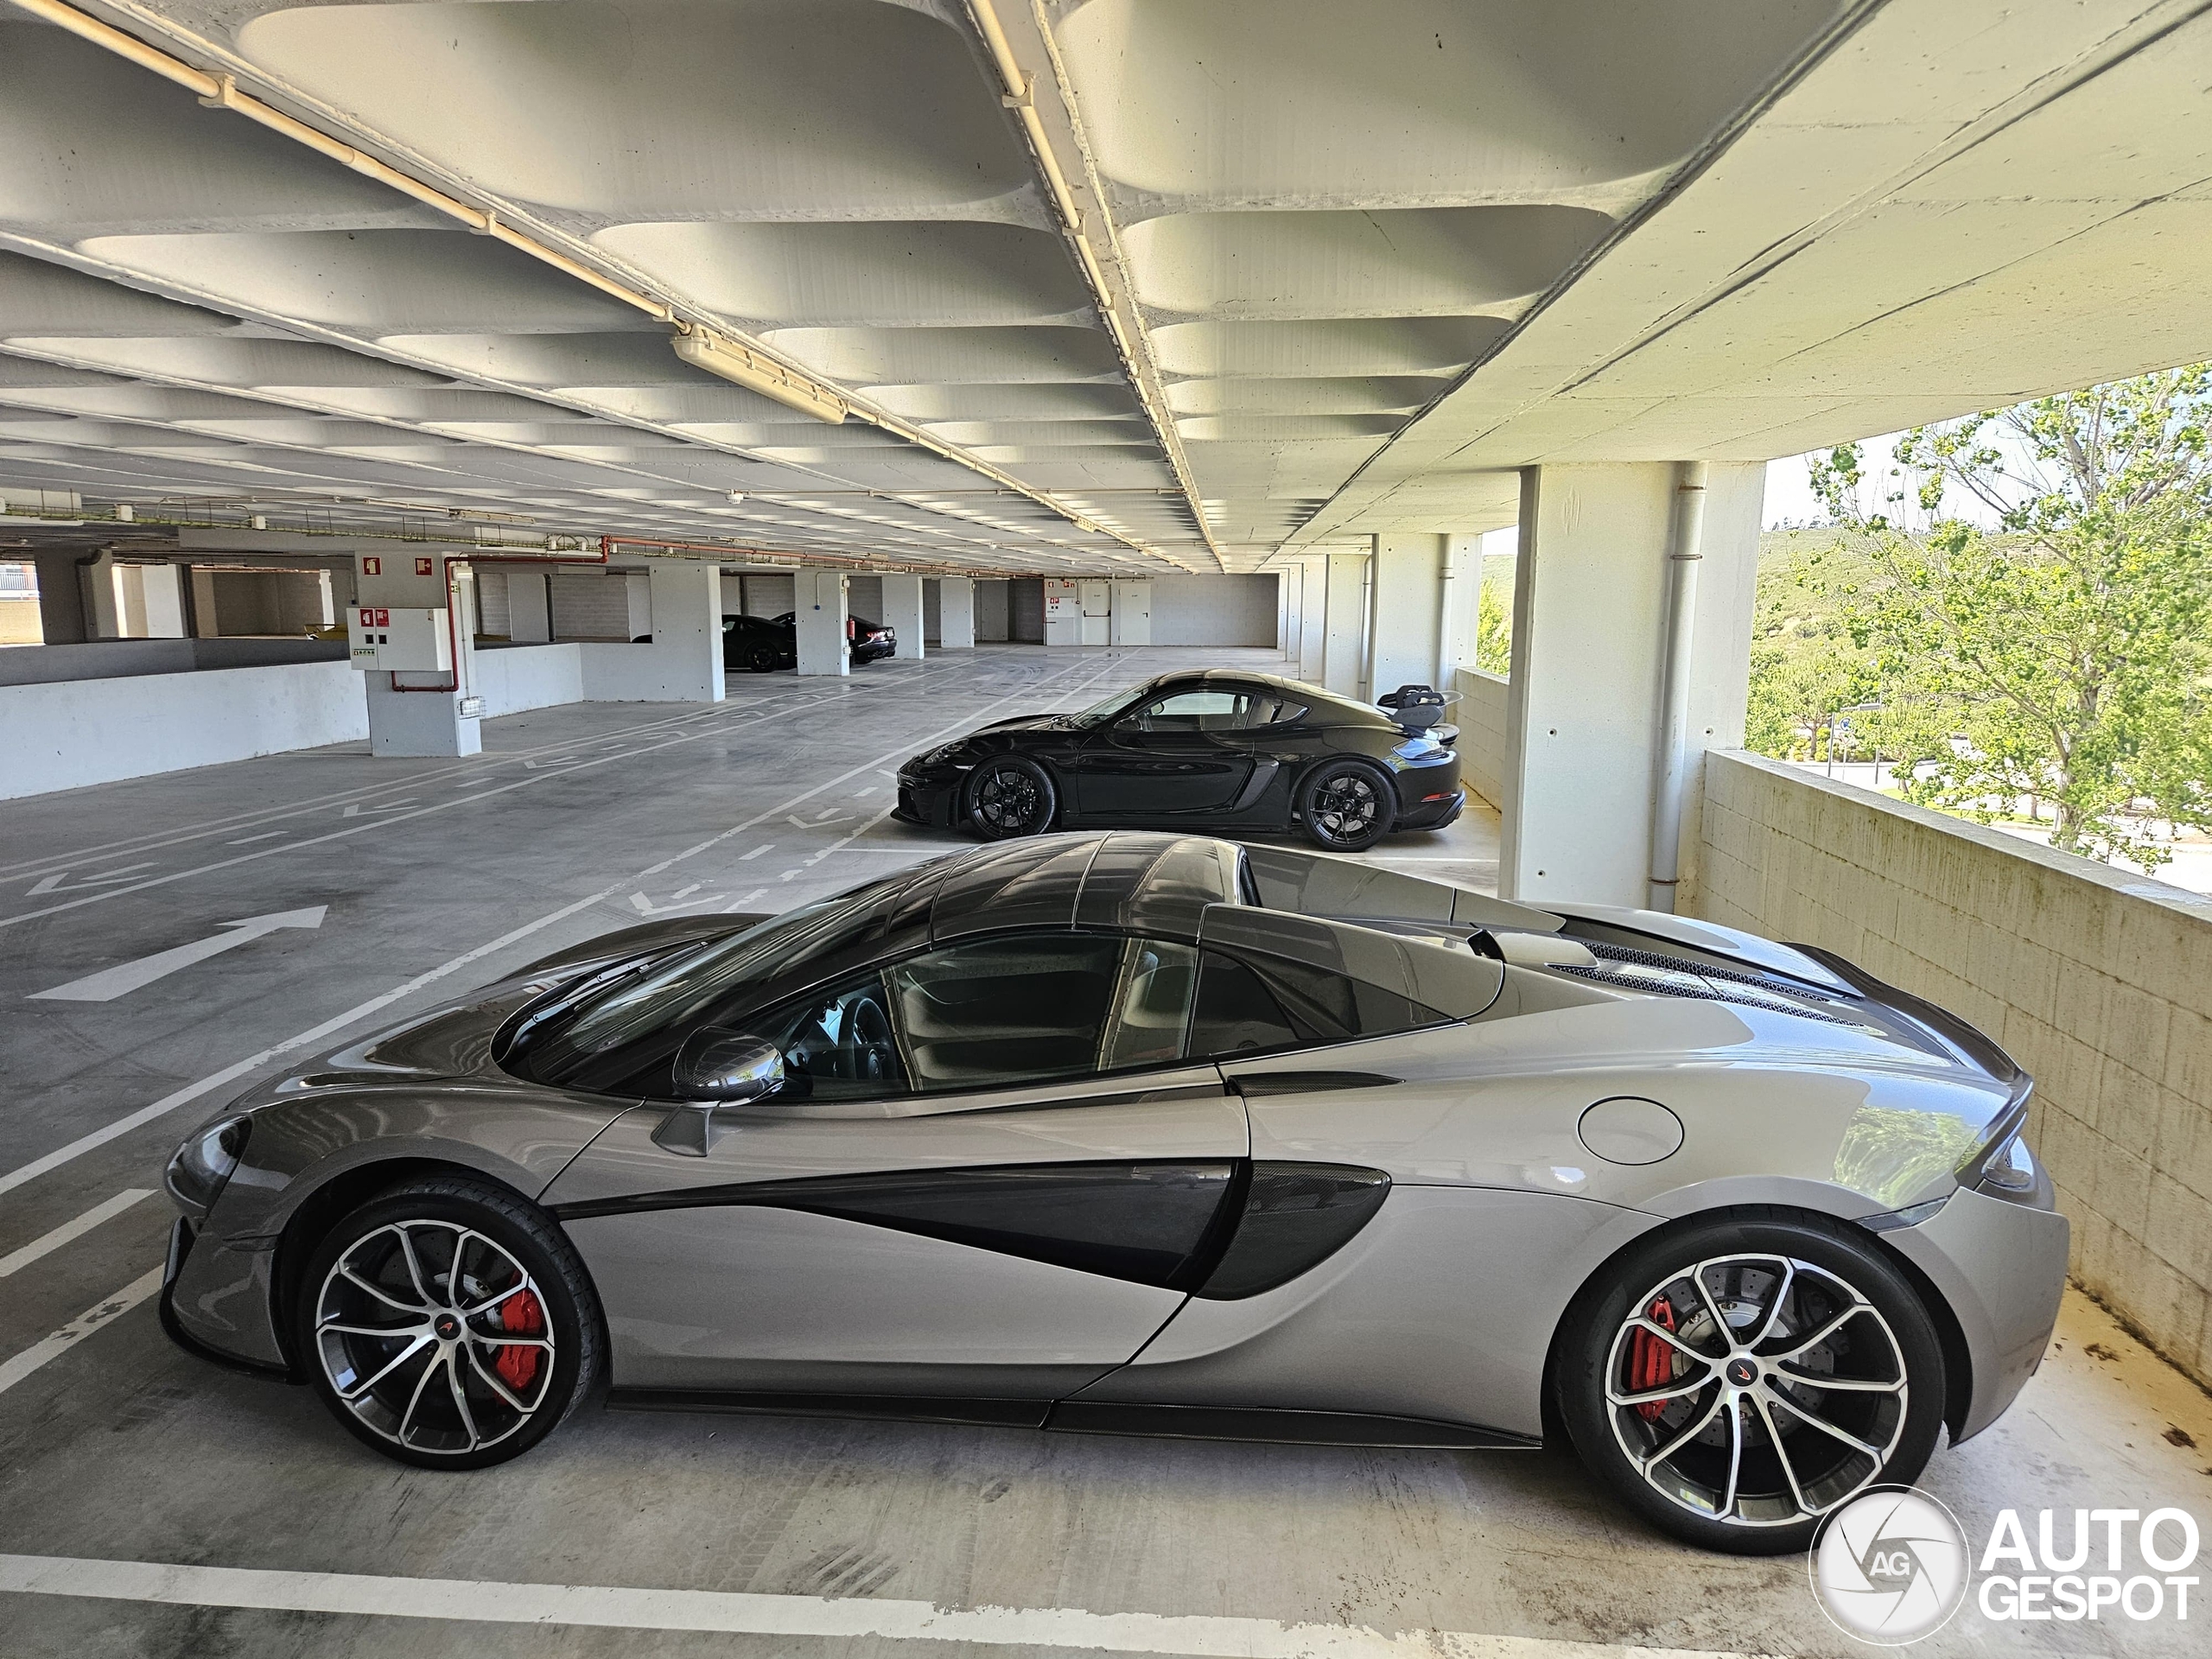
(938, 577), (975, 648)
(1296, 558), (1325, 685)
(1497, 462), (1764, 908)
(366, 560), (480, 757)
(1320, 551), (1366, 696)
(31, 551), (89, 644)
(880, 574), (925, 660)
(794, 569), (849, 676)
(639, 563), (725, 701)
(506, 571), (550, 644)
(1367, 533), (1449, 695)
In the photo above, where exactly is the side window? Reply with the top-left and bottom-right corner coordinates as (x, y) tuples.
(1188, 950), (1300, 1057)
(1186, 948), (1447, 1059)
(888, 935), (1127, 1092)
(1102, 939), (1198, 1071)
(1130, 690), (1246, 732)
(1249, 696), (1307, 726)
(733, 970), (906, 1100)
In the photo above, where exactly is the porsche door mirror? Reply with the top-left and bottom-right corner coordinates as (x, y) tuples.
(653, 1029), (785, 1155)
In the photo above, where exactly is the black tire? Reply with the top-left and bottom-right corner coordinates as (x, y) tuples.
(962, 755), (1057, 840)
(1554, 1210), (1947, 1555)
(1295, 760), (1395, 851)
(746, 641), (780, 673)
(296, 1173), (601, 1471)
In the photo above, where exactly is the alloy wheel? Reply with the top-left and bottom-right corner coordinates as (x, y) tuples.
(973, 765), (1046, 834)
(1605, 1253), (1909, 1529)
(1310, 772), (1378, 844)
(314, 1219), (556, 1457)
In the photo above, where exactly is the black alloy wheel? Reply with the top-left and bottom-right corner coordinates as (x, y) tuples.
(1296, 760), (1395, 851)
(1554, 1211), (1947, 1554)
(297, 1174), (601, 1470)
(963, 756), (1057, 840)
(746, 640), (780, 673)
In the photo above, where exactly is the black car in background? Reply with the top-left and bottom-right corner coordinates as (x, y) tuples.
(894, 670), (1463, 852)
(721, 612), (896, 672)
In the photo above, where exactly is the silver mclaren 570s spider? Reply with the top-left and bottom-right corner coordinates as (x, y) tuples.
(161, 831), (2066, 1554)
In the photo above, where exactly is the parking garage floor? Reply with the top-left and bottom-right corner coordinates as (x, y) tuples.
(1, 645), (2206, 1659)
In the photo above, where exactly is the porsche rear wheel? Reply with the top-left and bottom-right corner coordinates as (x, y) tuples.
(963, 757), (1057, 839)
(298, 1174), (601, 1470)
(1555, 1213), (1946, 1554)
(746, 641), (780, 673)
(1297, 760), (1395, 852)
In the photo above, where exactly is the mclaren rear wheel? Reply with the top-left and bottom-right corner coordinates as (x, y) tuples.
(963, 756), (1057, 840)
(1555, 1211), (1947, 1554)
(297, 1173), (601, 1470)
(1296, 760), (1395, 852)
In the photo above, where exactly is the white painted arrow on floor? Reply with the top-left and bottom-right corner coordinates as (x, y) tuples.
(29, 908), (327, 1004)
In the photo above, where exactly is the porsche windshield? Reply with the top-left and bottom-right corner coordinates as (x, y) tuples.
(512, 881), (901, 1077)
(1066, 683), (1159, 728)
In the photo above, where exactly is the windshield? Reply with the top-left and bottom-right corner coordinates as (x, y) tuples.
(511, 880), (902, 1080)
(1066, 681), (1162, 729)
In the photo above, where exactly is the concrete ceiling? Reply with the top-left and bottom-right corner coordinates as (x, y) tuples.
(1, 0), (2208, 573)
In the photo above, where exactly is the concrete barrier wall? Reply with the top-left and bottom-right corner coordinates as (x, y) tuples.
(0, 637), (345, 686)
(0, 659), (368, 798)
(1452, 666), (1511, 811)
(472, 643), (584, 719)
(1697, 748), (2212, 1386)
(577, 640), (721, 702)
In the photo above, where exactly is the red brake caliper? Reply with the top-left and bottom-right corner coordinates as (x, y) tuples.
(1629, 1295), (1677, 1421)
(494, 1289), (543, 1391)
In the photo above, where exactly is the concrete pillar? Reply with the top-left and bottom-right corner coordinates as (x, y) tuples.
(366, 560), (481, 757)
(1320, 550), (1367, 696)
(794, 569), (849, 676)
(1497, 462), (1764, 909)
(639, 563), (724, 699)
(507, 570), (550, 643)
(880, 573), (925, 660)
(1367, 534), (1449, 695)
(1296, 558), (1325, 684)
(32, 551), (90, 642)
(80, 550), (121, 639)
(1278, 561), (1302, 664)
(938, 576), (976, 648)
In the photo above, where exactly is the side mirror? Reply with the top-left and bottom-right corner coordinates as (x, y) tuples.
(653, 1029), (785, 1155)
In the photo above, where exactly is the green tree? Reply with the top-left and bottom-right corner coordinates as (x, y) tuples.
(1809, 367), (2212, 869)
(1473, 559), (1513, 675)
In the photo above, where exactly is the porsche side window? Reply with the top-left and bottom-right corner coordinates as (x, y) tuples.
(734, 971), (907, 1100)
(888, 935), (1127, 1092)
(1130, 690), (1244, 733)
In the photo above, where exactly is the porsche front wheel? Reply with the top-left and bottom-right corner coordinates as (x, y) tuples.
(1555, 1213), (1947, 1554)
(963, 757), (1056, 839)
(297, 1174), (601, 1470)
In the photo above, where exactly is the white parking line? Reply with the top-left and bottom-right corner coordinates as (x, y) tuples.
(0, 1553), (1777, 1657)
(0, 1190), (155, 1278)
(0, 1271), (163, 1398)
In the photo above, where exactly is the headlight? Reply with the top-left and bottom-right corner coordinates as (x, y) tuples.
(918, 743), (968, 766)
(165, 1115), (251, 1217)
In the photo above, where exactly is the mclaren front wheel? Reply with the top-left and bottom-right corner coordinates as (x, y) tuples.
(297, 1174), (601, 1470)
(1554, 1212), (1948, 1554)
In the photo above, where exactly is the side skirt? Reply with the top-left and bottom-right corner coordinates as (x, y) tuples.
(602, 1388), (1536, 1450)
